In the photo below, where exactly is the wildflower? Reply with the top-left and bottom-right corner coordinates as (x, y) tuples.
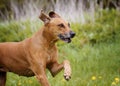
(29, 80), (33, 84)
(112, 81), (116, 86)
(18, 82), (22, 86)
(91, 76), (96, 80)
(115, 77), (119, 83)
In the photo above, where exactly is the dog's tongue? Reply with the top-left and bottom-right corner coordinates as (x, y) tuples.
(64, 38), (71, 43)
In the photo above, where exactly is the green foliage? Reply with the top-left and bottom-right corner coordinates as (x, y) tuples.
(71, 9), (120, 48)
(0, 19), (41, 42)
(0, 9), (120, 45)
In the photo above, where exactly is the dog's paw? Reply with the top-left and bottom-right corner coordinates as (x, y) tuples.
(63, 60), (71, 81)
(64, 73), (71, 81)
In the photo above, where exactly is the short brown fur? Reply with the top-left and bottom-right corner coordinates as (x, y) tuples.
(0, 11), (75, 86)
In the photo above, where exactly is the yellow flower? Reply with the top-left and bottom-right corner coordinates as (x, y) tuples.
(91, 76), (96, 80)
(18, 82), (21, 86)
(112, 81), (116, 86)
(29, 80), (33, 84)
(115, 77), (119, 83)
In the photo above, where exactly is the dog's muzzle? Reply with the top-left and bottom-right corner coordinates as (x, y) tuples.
(70, 31), (75, 38)
(58, 31), (75, 43)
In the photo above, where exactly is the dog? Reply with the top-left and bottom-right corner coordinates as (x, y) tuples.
(0, 10), (75, 86)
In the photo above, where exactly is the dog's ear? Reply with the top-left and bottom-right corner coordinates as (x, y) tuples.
(39, 10), (51, 24)
(49, 11), (60, 18)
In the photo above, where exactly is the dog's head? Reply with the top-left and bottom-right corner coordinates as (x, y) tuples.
(39, 10), (75, 43)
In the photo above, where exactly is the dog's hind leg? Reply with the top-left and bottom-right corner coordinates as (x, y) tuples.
(0, 72), (7, 86)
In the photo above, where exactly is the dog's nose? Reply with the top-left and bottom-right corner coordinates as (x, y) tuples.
(70, 31), (75, 38)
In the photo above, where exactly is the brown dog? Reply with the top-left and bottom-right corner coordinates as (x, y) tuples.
(0, 10), (75, 86)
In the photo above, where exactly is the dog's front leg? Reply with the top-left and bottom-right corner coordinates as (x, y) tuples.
(48, 60), (71, 81)
(31, 62), (50, 86)
(63, 60), (72, 80)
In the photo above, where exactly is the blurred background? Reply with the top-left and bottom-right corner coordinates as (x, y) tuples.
(0, 0), (120, 22)
(0, 0), (120, 86)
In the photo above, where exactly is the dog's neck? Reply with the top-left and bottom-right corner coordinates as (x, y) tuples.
(31, 26), (58, 48)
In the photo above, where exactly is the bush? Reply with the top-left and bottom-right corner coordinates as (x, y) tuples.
(0, 9), (120, 47)
(0, 19), (41, 42)
(71, 9), (120, 47)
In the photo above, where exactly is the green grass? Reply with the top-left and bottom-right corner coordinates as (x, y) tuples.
(6, 39), (120, 86)
(0, 9), (120, 86)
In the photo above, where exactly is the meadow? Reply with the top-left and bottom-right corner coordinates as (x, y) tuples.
(0, 9), (120, 86)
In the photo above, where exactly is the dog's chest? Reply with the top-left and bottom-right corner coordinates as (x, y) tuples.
(46, 51), (53, 61)
(46, 48), (57, 62)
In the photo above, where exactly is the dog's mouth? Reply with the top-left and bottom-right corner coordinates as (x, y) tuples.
(58, 31), (75, 43)
(61, 38), (71, 43)
(58, 34), (71, 43)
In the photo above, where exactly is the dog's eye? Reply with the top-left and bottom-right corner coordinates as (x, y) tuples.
(68, 23), (70, 27)
(58, 23), (65, 28)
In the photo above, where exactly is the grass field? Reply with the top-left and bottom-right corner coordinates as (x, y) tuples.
(0, 9), (120, 86)
(5, 38), (120, 86)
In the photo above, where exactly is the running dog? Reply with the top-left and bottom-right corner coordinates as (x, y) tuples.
(0, 10), (75, 86)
